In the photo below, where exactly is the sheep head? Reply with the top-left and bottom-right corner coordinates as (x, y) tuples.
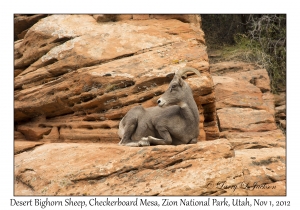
(157, 67), (201, 107)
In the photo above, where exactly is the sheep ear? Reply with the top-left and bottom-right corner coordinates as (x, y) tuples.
(172, 75), (182, 87)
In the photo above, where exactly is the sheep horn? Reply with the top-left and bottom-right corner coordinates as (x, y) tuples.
(176, 67), (201, 78)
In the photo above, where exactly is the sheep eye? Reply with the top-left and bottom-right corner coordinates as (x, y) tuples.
(171, 84), (177, 89)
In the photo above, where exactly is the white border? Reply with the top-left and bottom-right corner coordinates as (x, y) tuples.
(2, 0), (298, 209)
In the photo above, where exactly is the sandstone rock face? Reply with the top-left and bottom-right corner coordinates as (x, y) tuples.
(14, 14), (49, 40)
(208, 60), (286, 196)
(213, 76), (266, 110)
(14, 14), (217, 142)
(92, 14), (201, 28)
(17, 125), (51, 141)
(274, 92), (286, 106)
(274, 93), (286, 130)
(14, 139), (285, 196)
(210, 61), (280, 135)
(14, 141), (44, 155)
(217, 108), (277, 132)
(223, 129), (285, 150)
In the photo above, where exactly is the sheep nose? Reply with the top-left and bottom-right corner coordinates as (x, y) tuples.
(157, 98), (165, 107)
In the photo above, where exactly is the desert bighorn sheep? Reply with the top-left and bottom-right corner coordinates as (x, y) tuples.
(118, 67), (201, 147)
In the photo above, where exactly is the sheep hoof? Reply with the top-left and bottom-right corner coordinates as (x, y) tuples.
(138, 139), (150, 146)
(141, 137), (149, 141)
(124, 142), (140, 147)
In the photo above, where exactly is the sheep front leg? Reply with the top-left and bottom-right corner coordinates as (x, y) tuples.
(139, 128), (172, 146)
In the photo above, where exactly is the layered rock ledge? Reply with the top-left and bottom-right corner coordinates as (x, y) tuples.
(15, 139), (285, 196)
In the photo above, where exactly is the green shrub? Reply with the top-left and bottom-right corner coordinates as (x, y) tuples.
(201, 14), (286, 93)
(245, 15), (286, 93)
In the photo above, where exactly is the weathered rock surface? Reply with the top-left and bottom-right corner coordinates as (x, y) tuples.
(211, 61), (283, 135)
(221, 129), (285, 150)
(93, 14), (201, 28)
(213, 76), (267, 110)
(14, 131), (26, 141)
(17, 125), (51, 141)
(274, 92), (286, 106)
(273, 92), (286, 131)
(207, 60), (286, 196)
(210, 61), (270, 91)
(14, 139), (285, 196)
(217, 107), (277, 132)
(14, 141), (44, 155)
(14, 14), (49, 40)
